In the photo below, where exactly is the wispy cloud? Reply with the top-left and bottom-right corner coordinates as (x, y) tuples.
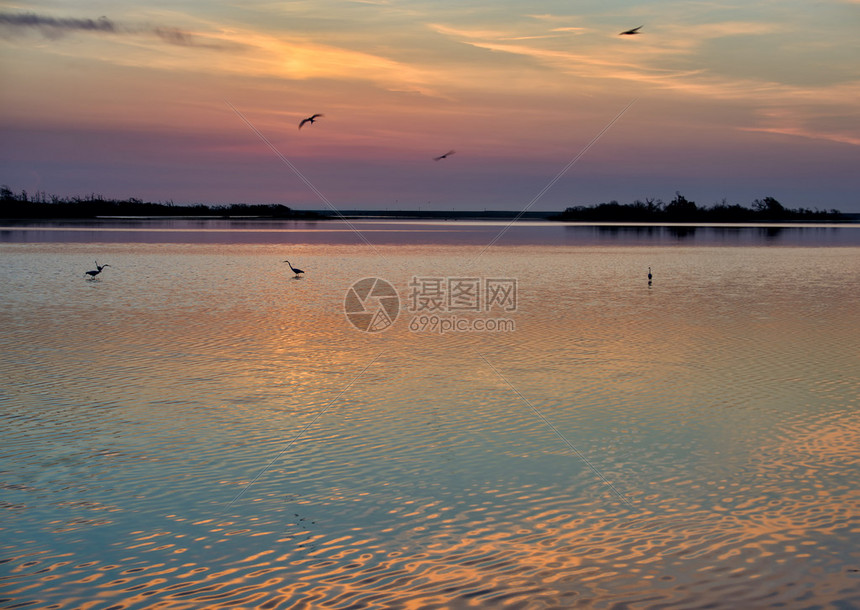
(0, 11), (441, 95)
(227, 30), (442, 96)
(429, 23), (514, 40)
(0, 13), (117, 37)
(0, 11), (238, 50)
(152, 27), (209, 48)
(429, 17), (856, 100)
(429, 21), (585, 43)
(741, 104), (860, 147)
(740, 125), (860, 146)
(425, 13), (860, 149)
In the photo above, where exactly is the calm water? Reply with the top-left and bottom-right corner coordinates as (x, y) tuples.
(1, 221), (859, 609)
(2, 218), (860, 246)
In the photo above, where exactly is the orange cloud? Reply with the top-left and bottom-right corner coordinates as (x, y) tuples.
(740, 125), (860, 147)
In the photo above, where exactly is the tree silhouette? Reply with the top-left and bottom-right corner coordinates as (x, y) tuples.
(663, 192), (698, 221)
(752, 197), (785, 219)
(555, 193), (842, 222)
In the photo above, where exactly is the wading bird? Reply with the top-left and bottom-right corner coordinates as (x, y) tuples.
(434, 150), (455, 161)
(620, 25), (643, 35)
(648, 266), (653, 284)
(85, 261), (110, 279)
(299, 114), (323, 129)
(284, 260), (304, 276)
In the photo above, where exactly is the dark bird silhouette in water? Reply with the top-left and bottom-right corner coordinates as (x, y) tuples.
(620, 25), (643, 35)
(648, 266), (653, 286)
(284, 260), (304, 276)
(434, 150), (455, 161)
(85, 261), (110, 279)
(299, 114), (323, 129)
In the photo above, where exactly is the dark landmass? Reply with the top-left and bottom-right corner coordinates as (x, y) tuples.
(2, 185), (854, 222)
(329, 209), (550, 220)
(0, 186), (326, 220)
(551, 193), (847, 223)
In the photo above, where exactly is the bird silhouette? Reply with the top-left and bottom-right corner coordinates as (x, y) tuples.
(434, 150), (455, 161)
(284, 260), (304, 276)
(619, 25), (643, 35)
(299, 114), (323, 129)
(85, 261), (110, 279)
(648, 266), (653, 285)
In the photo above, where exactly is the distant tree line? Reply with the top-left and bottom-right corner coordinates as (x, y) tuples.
(555, 192), (843, 222)
(0, 186), (325, 219)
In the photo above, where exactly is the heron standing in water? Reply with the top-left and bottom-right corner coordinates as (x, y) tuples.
(284, 260), (304, 277)
(85, 261), (110, 279)
(648, 266), (652, 285)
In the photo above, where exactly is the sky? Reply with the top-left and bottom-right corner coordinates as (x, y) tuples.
(1, 0), (859, 212)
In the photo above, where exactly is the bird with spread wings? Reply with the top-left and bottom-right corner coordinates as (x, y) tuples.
(299, 114), (324, 129)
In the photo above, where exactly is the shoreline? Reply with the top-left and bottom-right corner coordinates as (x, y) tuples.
(5, 211), (860, 229)
(1, 212), (858, 224)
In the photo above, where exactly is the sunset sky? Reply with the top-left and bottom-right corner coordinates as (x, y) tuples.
(2, 1), (859, 211)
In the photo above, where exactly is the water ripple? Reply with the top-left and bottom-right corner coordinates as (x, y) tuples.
(1, 243), (858, 608)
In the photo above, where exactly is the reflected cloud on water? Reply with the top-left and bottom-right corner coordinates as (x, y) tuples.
(1, 233), (858, 608)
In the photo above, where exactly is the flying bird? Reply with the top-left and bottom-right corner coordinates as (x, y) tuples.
(434, 150), (455, 161)
(284, 260), (304, 276)
(299, 114), (323, 129)
(619, 25), (643, 35)
(85, 261), (110, 279)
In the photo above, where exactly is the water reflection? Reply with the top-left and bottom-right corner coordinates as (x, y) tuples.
(1, 241), (858, 608)
(0, 218), (858, 245)
(581, 223), (857, 245)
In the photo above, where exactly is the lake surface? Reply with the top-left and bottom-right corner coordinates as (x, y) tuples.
(3, 217), (860, 246)
(2, 221), (859, 608)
